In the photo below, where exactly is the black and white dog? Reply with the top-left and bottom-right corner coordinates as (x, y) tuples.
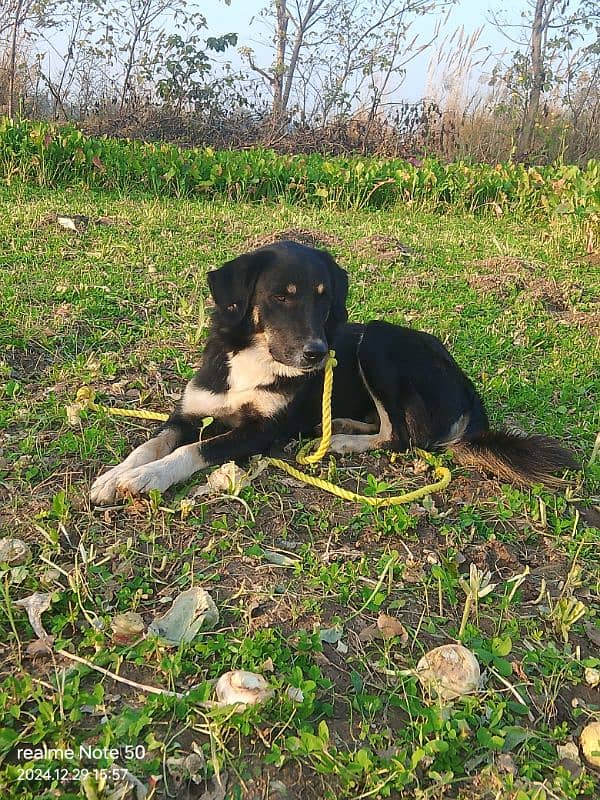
(90, 241), (575, 505)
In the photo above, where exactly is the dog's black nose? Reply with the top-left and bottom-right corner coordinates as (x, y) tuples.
(303, 340), (328, 364)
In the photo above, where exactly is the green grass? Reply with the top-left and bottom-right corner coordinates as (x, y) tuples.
(0, 184), (599, 800)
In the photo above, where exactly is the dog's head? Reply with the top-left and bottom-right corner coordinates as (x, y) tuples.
(208, 241), (348, 372)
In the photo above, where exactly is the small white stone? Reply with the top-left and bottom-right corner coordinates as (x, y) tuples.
(416, 644), (481, 701)
(580, 722), (600, 768)
(215, 670), (273, 707)
(584, 667), (600, 688)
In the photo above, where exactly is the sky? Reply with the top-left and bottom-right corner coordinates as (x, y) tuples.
(203, 0), (526, 102)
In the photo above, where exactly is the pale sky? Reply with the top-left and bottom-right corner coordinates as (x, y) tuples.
(204, 0), (525, 101)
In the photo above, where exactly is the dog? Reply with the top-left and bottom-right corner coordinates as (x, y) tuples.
(90, 241), (576, 505)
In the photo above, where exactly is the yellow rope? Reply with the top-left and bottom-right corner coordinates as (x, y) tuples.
(75, 387), (170, 422)
(294, 351), (338, 465)
(76, 351), (451, 507)
(266, 456), (450, 507)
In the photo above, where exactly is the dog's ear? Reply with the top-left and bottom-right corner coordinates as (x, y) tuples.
(207, 250), (274, 326)
(324, 253), (349, 335)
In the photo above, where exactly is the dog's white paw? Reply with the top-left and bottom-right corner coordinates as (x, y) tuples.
(90, 466), (128, 506)
(326, 434), (354, 455)
(327, 433), (381, 455)
(115, 463), (175, 497)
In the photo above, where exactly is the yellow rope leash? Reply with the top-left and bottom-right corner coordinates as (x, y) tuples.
(75, 387), (170, 422)
(294, 351), (338, 465)
(76, 351), (451, 507)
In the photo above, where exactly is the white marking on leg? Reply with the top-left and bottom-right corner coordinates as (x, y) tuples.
(181, 385), (224, 417)
(116, 443), (208, 496)
(436, 414), (469, 447)
(328, 432), (387, 454)
(91, 429), (179, 505)
(326, 360), (393, 455)
(329, 418), (379, 434)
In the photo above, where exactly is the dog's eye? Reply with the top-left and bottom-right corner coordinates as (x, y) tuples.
(272, 294), (288, 303)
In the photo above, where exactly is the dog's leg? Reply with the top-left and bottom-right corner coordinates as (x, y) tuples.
(330, 418), (379, 434)
(91, 428), (185, 506)
(315, 418), (378, 436)
(110, 421), (278, 499)
(327, 365), (395, 454)
(113, 440), (208, 497)
(90, 412), (201, 505)
(327, 425), (393, 455)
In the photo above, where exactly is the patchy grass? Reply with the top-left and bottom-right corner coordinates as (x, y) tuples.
(0, 185), (599, 800)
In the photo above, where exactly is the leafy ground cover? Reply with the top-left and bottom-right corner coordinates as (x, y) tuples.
(0, 183), (599, 800)
(1, 119), (600, 219)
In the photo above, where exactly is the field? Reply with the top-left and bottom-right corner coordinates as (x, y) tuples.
(0, 139), (599, 800)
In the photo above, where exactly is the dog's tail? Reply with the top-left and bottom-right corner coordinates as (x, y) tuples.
(450, 430), (577, 487)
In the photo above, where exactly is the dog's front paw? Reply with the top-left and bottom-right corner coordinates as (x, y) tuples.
(115, 464), (174, 497)
(90, 466), (127, 506)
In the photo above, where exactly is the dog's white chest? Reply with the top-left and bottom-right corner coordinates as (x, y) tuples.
(180, 343), (290, 420)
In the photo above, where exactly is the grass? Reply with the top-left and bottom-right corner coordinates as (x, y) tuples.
(0, 183), (599, 800)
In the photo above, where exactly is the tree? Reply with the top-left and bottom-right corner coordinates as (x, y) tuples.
(490, 0), (600, 159)
(2, 0), (34, 117)
(241, 0), (453, 124)
(149, 30), (238, 112)
(241, 0), (330, 121)
(518, 0), (557, 157)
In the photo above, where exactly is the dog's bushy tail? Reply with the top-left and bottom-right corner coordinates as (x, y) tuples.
(451, 430), (577, 487)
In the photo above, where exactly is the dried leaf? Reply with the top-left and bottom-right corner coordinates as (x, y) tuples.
(167, 752), (205, 785)
(214, 671), (273, 707)
(580, 722), (600, 768)
(357, 624), (378, 643)
(40, 568), (62, 586)
(111, 611), (145, 645)
(584, 667), (600, 688)
(318, 626), (344, 644)
(496, 753), (517, 775)
(26, 636), (55, 658)
(0, 538), (31, 565)
(263, 550), (299, 567)
(15, 592), (52, 640)
(416, 644), (481, 701)
(286, 686), (304, 703)
(557, 742), (581, 764)
(148, 587), (218, 644)
(377, 613), (409, 643)
(65, 400), (85, 425)
(192, 460), (265, 498)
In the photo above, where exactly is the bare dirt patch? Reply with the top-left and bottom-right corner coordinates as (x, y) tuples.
(466, 258), (600, 324)
(246, 228), (344, 251)
(5, 341), (54, 379)
(355, 234), (417, 263)
(471, 257), (536, 273)
(466, 272), (525, 296)
(554, 310), (600, 329)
